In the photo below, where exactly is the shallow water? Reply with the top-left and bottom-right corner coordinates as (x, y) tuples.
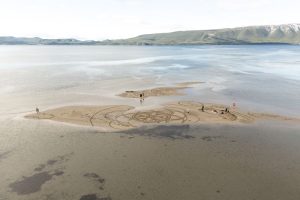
(0, 45), (300, 117)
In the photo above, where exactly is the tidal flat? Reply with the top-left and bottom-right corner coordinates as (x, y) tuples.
(0, 45), (300, 200)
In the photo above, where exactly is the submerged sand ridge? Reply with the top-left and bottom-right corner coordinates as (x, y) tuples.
(118, 82), (203, 98)
(25, 101), (299, 131)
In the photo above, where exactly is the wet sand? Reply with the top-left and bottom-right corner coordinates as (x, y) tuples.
(1, 120), (300, 200)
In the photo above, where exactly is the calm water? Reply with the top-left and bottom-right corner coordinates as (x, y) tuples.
(0, 45), (300, 117)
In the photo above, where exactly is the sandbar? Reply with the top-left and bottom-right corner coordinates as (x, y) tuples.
(117, 82), (203, 99)
(25, 101), (299, 131)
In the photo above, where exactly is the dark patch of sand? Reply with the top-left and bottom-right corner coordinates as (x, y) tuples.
(121, 125), (194, 139)
(34, 153), (73, 172)
(83, 172), (105, 191)
(201, 136), (224, 142)
(34, 164), (46, 172)
(80, 194), (98, 200)
(47, 159), (58, 165)
(9, 170), (64, 195)
(84, 173), (100, 179)
(0, 151), (11, 161)
(79, 194), (111, 200)
(84, 173), (105, 184)
(53, 170), (64, 176)
(97, 178), (105, 184)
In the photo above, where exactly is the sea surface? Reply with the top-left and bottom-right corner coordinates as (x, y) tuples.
(0, 45), (300, 117)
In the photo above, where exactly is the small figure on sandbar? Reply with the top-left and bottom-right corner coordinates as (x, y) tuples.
(36, 107), (40, 114)
(201, 105), (204, 112)
(232, 102), (236, 109)
(139, 93), (143, 104)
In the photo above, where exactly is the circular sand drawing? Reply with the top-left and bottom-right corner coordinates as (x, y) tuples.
(129, 108), (188, 124)
(133, 111), (171, 123)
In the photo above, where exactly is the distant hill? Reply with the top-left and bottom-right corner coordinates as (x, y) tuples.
(1, 24), (300, 45)
(0, 37), (97, 45)
(104, 24), (300, 45)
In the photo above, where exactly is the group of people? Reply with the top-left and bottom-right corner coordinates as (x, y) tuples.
(199, 104), (231, 114)
(221, 107), (230, 114)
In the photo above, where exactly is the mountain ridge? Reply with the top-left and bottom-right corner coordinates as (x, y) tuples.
(0, 36), (97, 45)
(108, 23), (300, 45)
(1, 24), (300, 45)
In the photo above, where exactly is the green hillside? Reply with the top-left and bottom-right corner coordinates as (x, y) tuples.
(102, 24), (300, 45)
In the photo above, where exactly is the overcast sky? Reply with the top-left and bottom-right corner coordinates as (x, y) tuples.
(0, 0), (299, 40)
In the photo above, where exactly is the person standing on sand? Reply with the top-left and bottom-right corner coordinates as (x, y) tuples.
(139, 94), (143, 105)
(232, 102), (236, 109)
(36, 107), (40, 114)
(201, 105), (204, 112)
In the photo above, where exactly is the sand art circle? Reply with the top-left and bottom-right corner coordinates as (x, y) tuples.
(128, 108), (191, 124)
(132, 110), (172, 123)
